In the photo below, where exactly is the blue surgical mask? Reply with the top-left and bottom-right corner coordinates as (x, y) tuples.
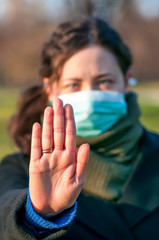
(52, 90), (127, 137)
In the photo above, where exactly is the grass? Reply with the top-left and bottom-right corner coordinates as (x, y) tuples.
(0, 87), (19, 160)
(0, 82), (159, 160)
(131, 81), (159, 133)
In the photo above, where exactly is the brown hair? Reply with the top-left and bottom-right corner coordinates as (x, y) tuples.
(10, 17), (132, 154)
(9, 85), (47, 154)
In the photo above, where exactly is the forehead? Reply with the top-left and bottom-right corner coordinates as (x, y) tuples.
(60, 45), (121, 78)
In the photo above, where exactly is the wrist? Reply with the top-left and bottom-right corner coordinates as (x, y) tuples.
(29, 189), (75, 217)
(25, 190), (77, 230)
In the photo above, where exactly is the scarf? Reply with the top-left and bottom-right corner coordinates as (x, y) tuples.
(76, 92), (144, 201)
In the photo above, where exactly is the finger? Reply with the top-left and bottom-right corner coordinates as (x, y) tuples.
(53, 98), (64, 150)
(31, 122), (42, 161)
(64, 104), (76, 152)
(42, 107), (54, 151)
(76, 144), (90, 182)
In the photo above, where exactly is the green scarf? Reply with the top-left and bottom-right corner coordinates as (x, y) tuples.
(76, 92), (144, 201)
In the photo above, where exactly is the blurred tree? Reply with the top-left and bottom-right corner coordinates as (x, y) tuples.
(0, 0), (159, 86)
(62, 0), (126, 23)
(0, 0), (49, 32)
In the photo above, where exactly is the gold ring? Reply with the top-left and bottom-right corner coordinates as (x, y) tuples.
(42, 147), (53, 153)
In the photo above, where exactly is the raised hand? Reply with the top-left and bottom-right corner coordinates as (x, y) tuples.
(29, 98), (89, 215)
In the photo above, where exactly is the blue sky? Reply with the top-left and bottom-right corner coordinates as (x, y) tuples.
(0, 0), (6, 17)
(134, 0), (159, 18)
(0, 0), (65, 20)
(1, 0), (159, 19)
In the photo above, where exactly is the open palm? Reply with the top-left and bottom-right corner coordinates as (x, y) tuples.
(29, 98), (89, 215)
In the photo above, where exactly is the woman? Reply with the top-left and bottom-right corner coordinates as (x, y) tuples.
(0, 17), (159, 240)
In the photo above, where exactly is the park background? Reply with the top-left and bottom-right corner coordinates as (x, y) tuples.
(0, 0), (159, 160)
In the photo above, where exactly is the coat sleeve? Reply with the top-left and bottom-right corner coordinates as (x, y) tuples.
(0, 153), (68, 240)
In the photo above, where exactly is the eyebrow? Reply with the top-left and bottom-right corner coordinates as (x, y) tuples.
(61, 73), (115, 82)
(95, 73), (115, 79)
(61, 78), (82, 82)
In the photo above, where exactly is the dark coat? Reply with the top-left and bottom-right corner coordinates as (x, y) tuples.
(0, 129), (159, 240)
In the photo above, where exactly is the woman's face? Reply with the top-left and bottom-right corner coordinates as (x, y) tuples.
(48, 45), (129, 98)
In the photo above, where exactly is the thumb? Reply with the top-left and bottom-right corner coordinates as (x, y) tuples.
(76, 144), (90, 183)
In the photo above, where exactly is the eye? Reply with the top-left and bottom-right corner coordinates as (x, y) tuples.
(97, 79), (115, 90)
(63, 82), (81, 92)
(67, 83), (79, 89)
(98, 79), (114, 85)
